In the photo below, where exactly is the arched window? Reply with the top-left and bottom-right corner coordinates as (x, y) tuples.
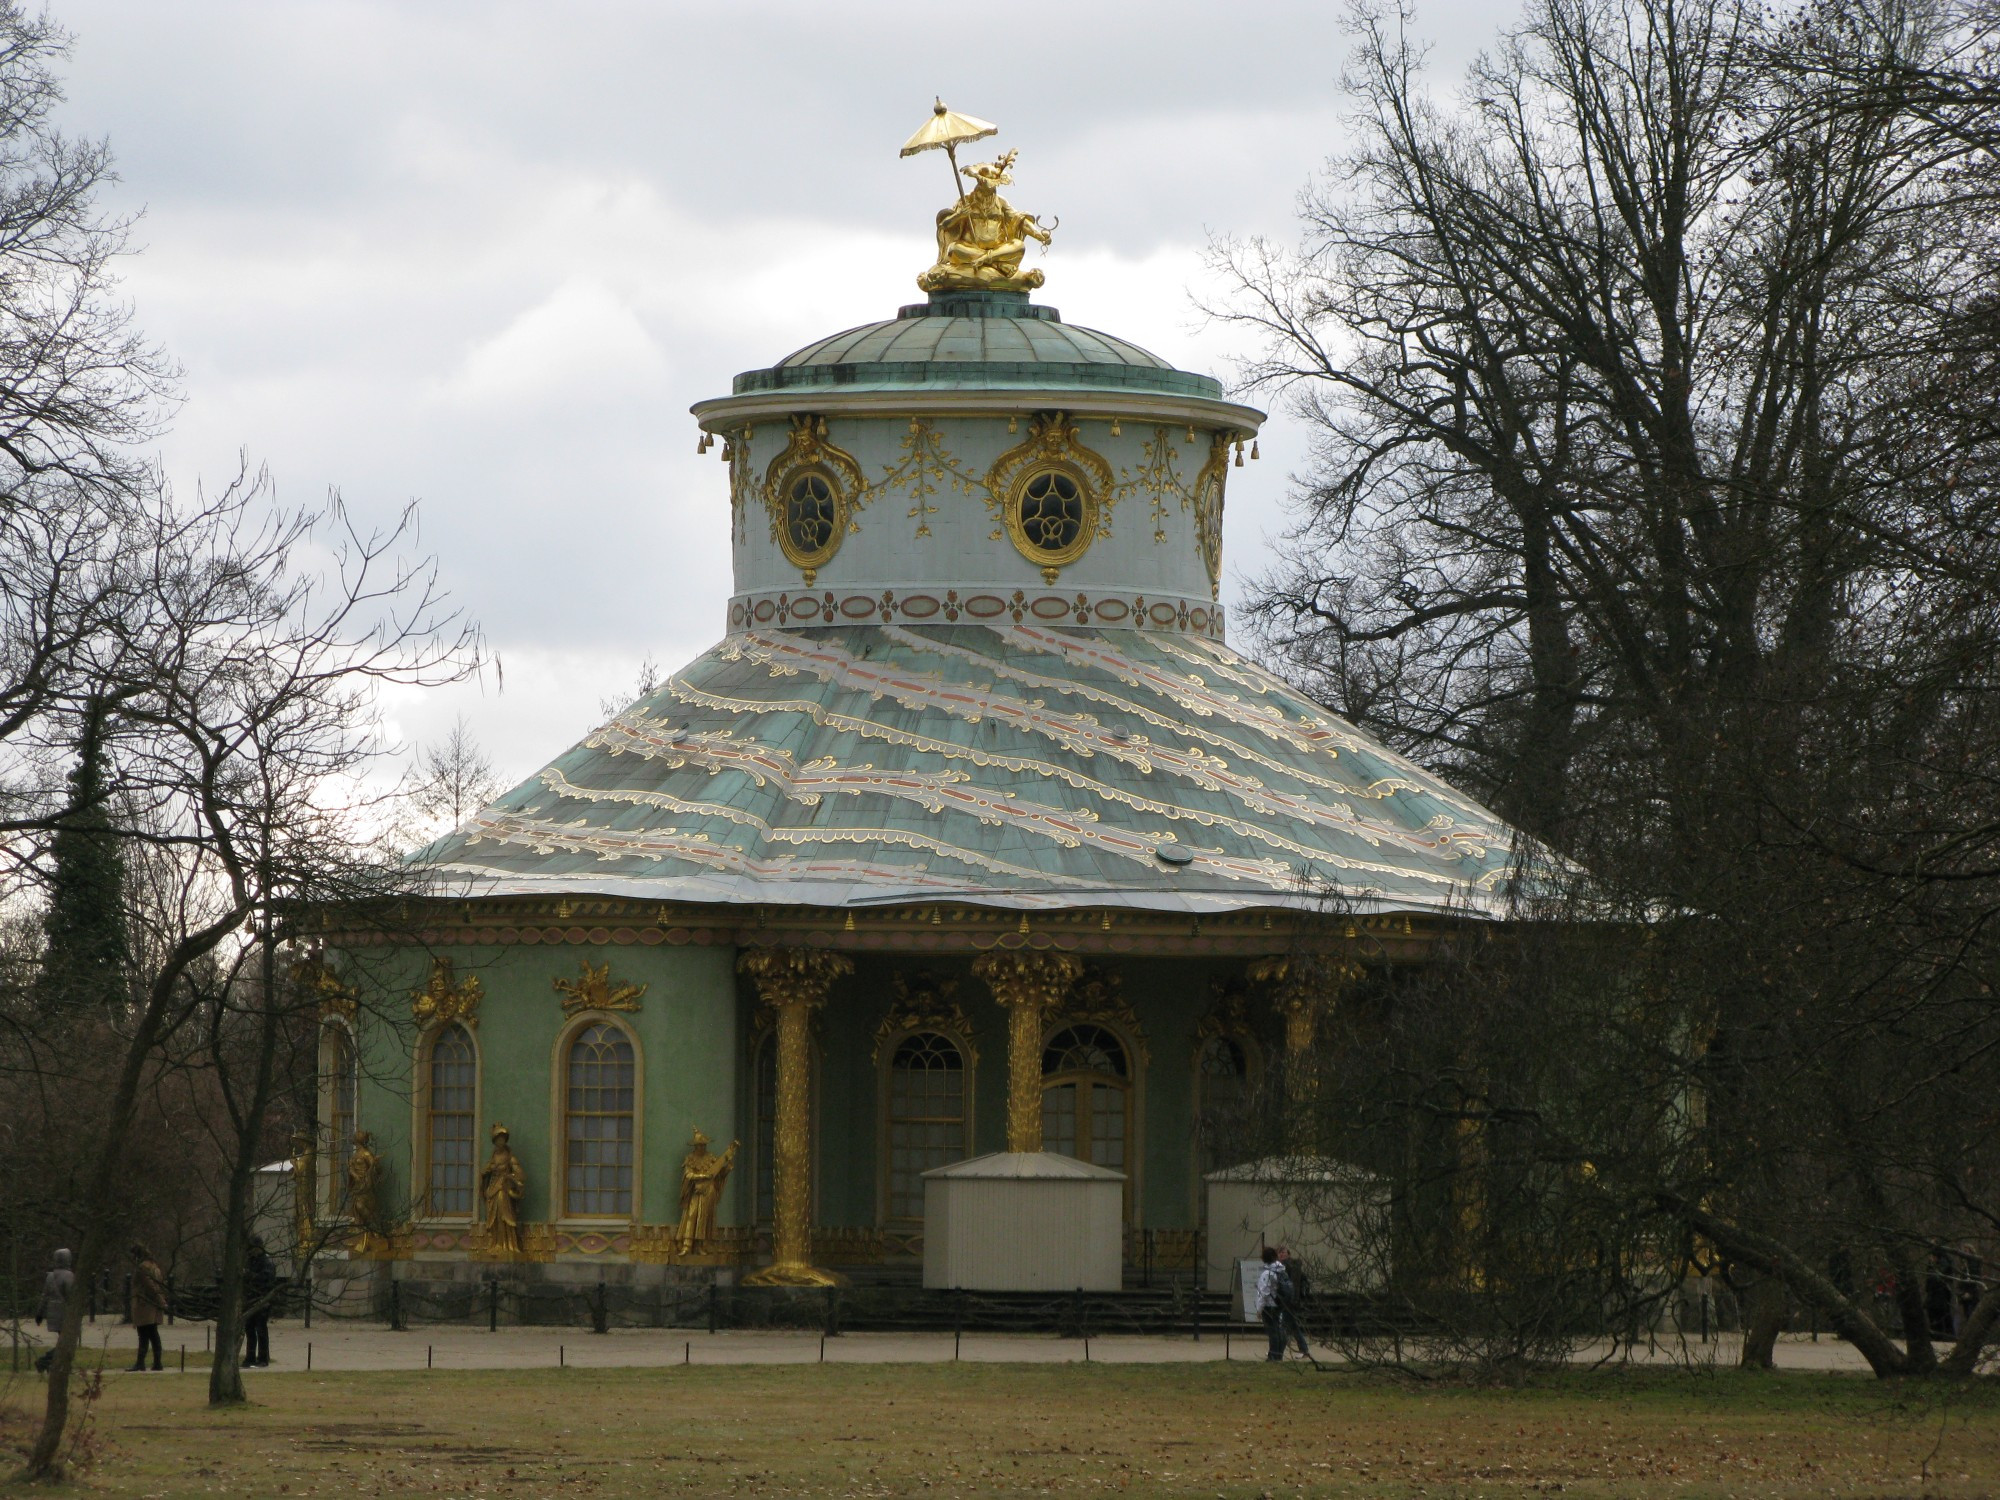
(326, 1026), (357, 1214)
(425, 1023), (477, 1217)
(563, 1022), (635, 1218)
(1041, 1023), (1130, 1174)
(884, 1032), (966, 1222)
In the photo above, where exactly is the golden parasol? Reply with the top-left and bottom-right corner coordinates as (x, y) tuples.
(900, 99), (997, 202)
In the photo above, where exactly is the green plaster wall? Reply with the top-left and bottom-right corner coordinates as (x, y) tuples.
(347, 944), (1258, 1242)
(351, 943), (740, 1228)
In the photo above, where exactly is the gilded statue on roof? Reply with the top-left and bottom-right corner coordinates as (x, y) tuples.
(917, 151), (1055, 292)
(900, 104), (1055, 292)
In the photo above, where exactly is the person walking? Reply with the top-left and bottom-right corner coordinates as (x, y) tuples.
(1256, 1246), (1290, 1361)
(126, 1243), (165, 1372)
(1274, 1246), (1313, 1361)
(242, 1235), (275, 1368)
(33, 1249), (74, 1374)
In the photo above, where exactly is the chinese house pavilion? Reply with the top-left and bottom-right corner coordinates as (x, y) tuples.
(314, 113), (1522, 1298)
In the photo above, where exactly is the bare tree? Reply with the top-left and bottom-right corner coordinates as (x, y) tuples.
(403, 714), (500, 844)
(1222, 0), (2000, 1377)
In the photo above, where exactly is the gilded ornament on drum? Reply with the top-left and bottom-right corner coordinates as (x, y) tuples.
(762, 414), (866, 583)
(986, 413), (1115, 582)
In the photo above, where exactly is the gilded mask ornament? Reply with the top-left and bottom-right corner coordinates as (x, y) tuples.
(762, 415), (866, 584)
(554, 957), (647, 1016)
(412, 957), (483, 1028)
(871, 970), (978, 1066)
(986, 413), (1114, 583)
(295, 954), (357, 1021)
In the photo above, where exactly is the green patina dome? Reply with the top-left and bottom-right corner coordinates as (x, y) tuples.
(730, 290), (1224, 401)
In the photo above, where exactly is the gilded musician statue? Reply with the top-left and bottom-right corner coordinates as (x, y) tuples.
(675, 1130), (738, 1255)
(290, 1129), (316, 1251)
(345, 1130), (384, 1246)
(917, 151), (1054, 293)
(480, 1124), (526, 1256)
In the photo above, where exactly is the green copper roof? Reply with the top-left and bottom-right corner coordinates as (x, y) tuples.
(730, 291), (1224, 401)
(419, 625), (1523, 917)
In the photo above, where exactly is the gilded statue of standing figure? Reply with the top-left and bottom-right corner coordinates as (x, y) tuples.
(918, 151), (1055, 293)
(346, 1130), (384, 1245)
(480, 1124), (526, 1255)
(675, 1130), (738, 1254)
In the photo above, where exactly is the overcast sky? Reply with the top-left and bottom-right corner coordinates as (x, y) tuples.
(54, 0), (1508, 789)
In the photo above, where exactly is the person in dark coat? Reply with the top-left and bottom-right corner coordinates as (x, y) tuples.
(127, 1243), (166, 1372)
(34, 1249), (74, 1374)
(242, 1235), (275, 1367)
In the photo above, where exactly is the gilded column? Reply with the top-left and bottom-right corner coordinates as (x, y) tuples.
(973, 950), (1082, 1152)
(739, 946), (854, 1287)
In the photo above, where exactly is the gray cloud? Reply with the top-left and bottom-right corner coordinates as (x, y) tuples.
(54, 0), (1513, 783)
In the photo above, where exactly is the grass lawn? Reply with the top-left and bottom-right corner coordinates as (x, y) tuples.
(2, 1363), (1997, 1498)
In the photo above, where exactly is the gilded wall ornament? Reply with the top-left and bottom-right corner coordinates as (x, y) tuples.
(294, 953), (357, 1021)
(1061, 964), (1148, 1063)
(986, 413), (1115, 583)
(762, 415), (866, 584)
(554, 957), (646, 1016)
(412, 957), (483, 1028)
(871, 970), (978, 1066)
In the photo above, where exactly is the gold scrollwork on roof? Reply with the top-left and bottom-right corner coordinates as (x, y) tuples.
(553, 957), (646, 1016)
(762, 415), (867, 584)
(986, 412), (1115, 584)
(412, 957), (483, 1029)
(871, 970), (979, 1066)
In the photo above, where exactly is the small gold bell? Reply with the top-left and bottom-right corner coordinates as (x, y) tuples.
(1250, 440), (1260, 460)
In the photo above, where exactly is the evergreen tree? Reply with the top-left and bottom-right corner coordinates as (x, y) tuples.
(36, 696), (128, 1012)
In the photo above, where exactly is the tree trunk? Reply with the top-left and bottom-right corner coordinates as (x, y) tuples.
(1660, 1194), (1909, 1377)
(20, 918), (239, 1480)
(209, 911), (285, 1406)
(1740, 1276), (1786, 1370)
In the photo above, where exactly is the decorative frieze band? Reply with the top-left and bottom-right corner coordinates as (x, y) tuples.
(727, 586), (1224, 638)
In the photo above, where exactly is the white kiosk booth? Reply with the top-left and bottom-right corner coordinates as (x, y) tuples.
(922, 1151), (1127, 1291)
(1204, 1156), (1390, 1295)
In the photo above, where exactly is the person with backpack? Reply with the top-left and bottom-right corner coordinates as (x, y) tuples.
(33, 1249), (74, 1374)
(1255, 1246), (1291, 1361)
(242, 1235), (276, 1368)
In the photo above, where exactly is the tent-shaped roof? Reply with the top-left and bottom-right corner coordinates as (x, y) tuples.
(419, 623), (1523, 917)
